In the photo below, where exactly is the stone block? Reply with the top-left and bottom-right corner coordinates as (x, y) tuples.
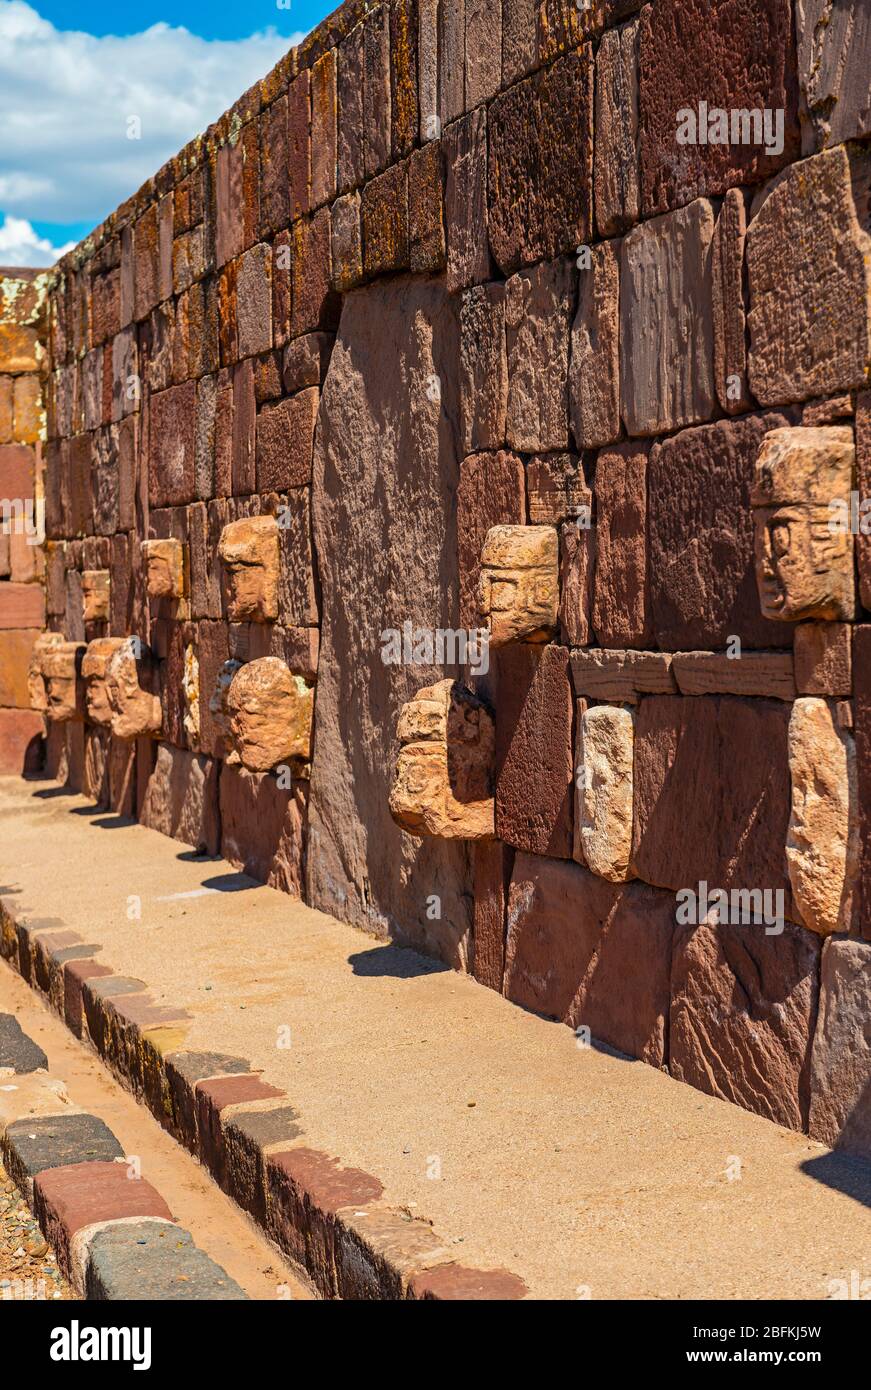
(362, 161), (410, 278)
(479, 525), (559, 646)
(569, 648), (675, 703)
(148, 382), (196, 508)
(256, 389), (319, 493)
(808, 936), (871, 1159)
(793, 623), (852, 698)
(569, 238), (621, 450)
(672, 651), (796, 700)
(495, 644), (574, 859)
(796, 0), (871, 152)
(457, 451), (525, 632)
(506, 257), (574, 452)
(594, 17), (640, 237)
(106, 640), (162, 741)
(0, 629), (38, 708)
(140, 742), (220, 854)
(142, 538), (187, 602)
(459, 283), (507, 455)
(592, 440), (650, 647)
(527, 454), (590, 526)
(288, 70), (312, 222)
(291, 209), (340, 337)
(364, 5), (392, 177)
(576, 704), (635, 883)
(330, 192), (364, 291)
(227, 657), (314, 771)
(236, 243), (272, 359)
(81, 637), (126, 727)
(389, 679), (495, 840)
(311, 47), (338, 207)
(787, 697), (859, 936)
(390, 0), (419, 158)
(218, 515), (280, 623)
(558, 519), (596, 649)
(712, 188), (752, 415)
(337, 23), (365, 192)
(219, 763), (308, 895)
(408, 140), (446, 274)
(81, 569), (110, 624)
(42, 641), (85, 723)
(0, 708), (43, 774)
(444, 108), (492, 294)
(471, 840), (513, 992)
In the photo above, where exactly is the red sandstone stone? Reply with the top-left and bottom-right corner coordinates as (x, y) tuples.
(337, 23), (365, 192)
(456, 451), (525, 632)
(495, 645), (574, 859)
(148, 381), (196, 508)
(0, 709), (43, 775)
(593, 441), (651, 648)
(444, 108), (492, 294)
(472, 839), (513, 994)
(362, 162), (410, 278)
(256, 389), (319, 493)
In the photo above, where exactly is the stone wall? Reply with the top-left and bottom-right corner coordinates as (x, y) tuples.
(19, 0), (871, 1156)
(0, 269), (47, 774)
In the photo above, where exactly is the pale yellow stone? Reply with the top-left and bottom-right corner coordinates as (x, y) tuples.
(183, 644), (200, 746)
(41, 641), (86, 723)
(218, 516), (280, 622)
(227, 657), (314, 772)
(81, 569), (111, 623)
(390, 679), (495, 840)
(478, 525), (559, 646)
(576, 705), (636, 883)
(787, 697), (859, 936)
(27, 631), (64, 713)
(142, 538), (187, 601)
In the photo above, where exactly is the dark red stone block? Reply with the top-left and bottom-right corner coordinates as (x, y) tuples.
(495, 644), (574, 860)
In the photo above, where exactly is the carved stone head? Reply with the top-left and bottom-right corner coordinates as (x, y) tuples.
(106, 639), (163, 740)
(389, 680), (495, 840)
(41, 641), (87, 722)
(28, 632), (65, 713)
(142, 538), (187, 602)
(752, 427), (856, 622)
(82, 570), (111, 623)
(218, 516), (280, 623)
(226, 657), (314, 772)
(81, 637), (126, 727)
(479, 525), (559, 646)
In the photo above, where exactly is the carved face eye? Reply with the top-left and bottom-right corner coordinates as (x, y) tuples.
(770, 520), (791, 559)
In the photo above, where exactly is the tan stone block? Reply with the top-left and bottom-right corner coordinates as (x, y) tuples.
(106, 640), (163, 740)
(81, 638), (126, 727)
(227, 657), (313, 772)
(81, 570), (111, 623)
(0, 629), (37, 708)
(793, 622), (852, 697)
(479, 525), (559, 647)
(787, 697), (859, 935)
(142, 537), (187, 601)
(576, 704), (635, 884)
(752, 426), (856, 621)
(218, 515), (280, 622)
(27, 631), (63, 713)
(671, 651), (797, 700)
(41, 641), (86, 723)
(389, 679), (495, 841)
(570, 648), (676, 703)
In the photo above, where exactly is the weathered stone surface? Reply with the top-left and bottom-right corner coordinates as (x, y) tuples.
(639, 0), (799, 216)
(309, 276), (472, 965)
(236, 244), (272, 360)
(503, 852), (673, 1066)
(81, 637), (125, 727)
(570, 648), (675, 703)
(592, 441), (650, 648)
(330, 191), (364, 291)
(337, 22), (365, 192)
(746, 147), (871, 405)
(569, 239), (621, 450)
(672, 651), (796, 700)
(527, 454), (590, 526)
(487, 48), (594, 274)
(0, 629), (38, 708)
(809, 937), (871, 1158)
(282, 333), (335, 395)
(218, 515), (280, 623)
(459, 283), (507, 455)
(495, 644), (573, 859)
(220, 764), (307, 895)
(752, 426), (856, 622)
(148, 382), (196, 507)
(444, 108), (492, 294)
(0, 582), (45, 630)
(858, 391), (871, 610)
(712, 188), (752, 415)
(139, 742), (220, 855)
(506, 257), (574, 452)
(81, 569), (110, 623)
(649, 412), (795, 651)
(465, 0), (501, 108)
(796, 0), (871, 152)
(594, 18), (640, 237)
(471, 840), (513, 993)
(0, 1013), (48, 1073)
(311, 48), (338, 207)
(501, 0), (536, 86)
(787, 698), (859, 936)
(479, 525), (559, 647)
(437, 0), (465, 127)
(364, 5), (392, 177)
(288, 69), (312, 222)
(457, 451), (525, 632)
(418, 0), (439, 142)
(85, 1220), (247, 1301)
(620, 199), (716, 437)
(226, 657), (314, 772)
(794, 623), (852, 697)
(558, 520), (595, 649)
(855, 626), (871, 943)
(671, 915), (820, 1131)
(142, 538), (186, 601)
(256, 389), (318, 493)
(390, 680), (495, 840)
(576, 705), (635, 883)
(632, 695), (792, 899)
(106, 640), (162, 740)
(362, 161), (410, 278)
(408, 140), (446, 274)
(0, 709), (43, 775)
(42, 641), (85, 723)
(291, 209), (340, 338)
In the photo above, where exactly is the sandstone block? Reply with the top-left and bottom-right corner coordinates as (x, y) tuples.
(570, 648), (675, 703)
(858, 391), (871, 610)
(620, 199), (716, 437)
(558, 519), (595, 649)
(219, 762), (308, 896)
(362, 161), (410, 278)
(236, 243), (273, 359)
(330, 192), (364, 292)
(337, 23), (365, 192)
(712, 188), (752, 415)
(672, 651), (796, 700)
(0, 629), (38, 708)
(408, 140), (446, 274)
(670, 915), (820, 1131)
(501, 0), (536, 87)
(390, 0), (419, 158)
(28, 633), (65, 713)
(227, 657), (314, 772)
(311, 47), (338, 208)
(746, 147), (871, 405)
(479, 525), (559, 646)
(389, 680), (495, 841)
(569, 239), (621, 450)
(291, 209), (340, 338)
(81, 637), (126, 727)
(256, 389), (319, 493)
(437, 0), (465, 127)
(594, 17), (640, 237)
(106, 640), (162, 741)
(364, 5), (392, 178)
(808, 937), (871, 1158)
(288, 70), (312, 222)
(576, 704), (635, 883)
(593, 441), (650, 647)
(142, 538), (187, 602)
(506, 257), (574, 452)
(0, 709), (43, 775)
(495, 644), (574, 859)
(282, 333), (335, 395)
(796, 0), (871, 152)
(148, 382), (196, 508)
(752, 426), (856, 622)
(787, 697), (859, 936)
(459, 283), (508, 455)
(465, 0), (501, 108)
(527, 454), (590, 526)
(472, 840), (513, 993)
(42, 641), (86, 723)
(218, 515), (280, 623)
(140, 742), (220, 855)
(794, 623), (852, 697)
(457, 452), (525, 633)
(444, 108), (492, 294)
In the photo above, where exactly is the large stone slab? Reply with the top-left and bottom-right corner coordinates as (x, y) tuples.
(309, 276), (473, 967)
(457, 451), (525, 632)
(670, 916), (821, 1132)
(639, 0), (799, 216)
(648, 412), (794, 651)
(495, 644), (574, 860)
(505, 257), (574, 453)
(632, 694), (792, 901)
(786, 698), (859, 937)
(139, 742), (220, 855)
(503, 852), (674, 1066)
(746, 146), (871, 406)
(592, 441), (650, 648)
(808, 937), (871, 1159)
(796, 0), (871, 152)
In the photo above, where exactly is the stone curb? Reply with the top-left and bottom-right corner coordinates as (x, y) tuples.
(1, 894), (529, 1300)
(0, 1005), (248, 1301)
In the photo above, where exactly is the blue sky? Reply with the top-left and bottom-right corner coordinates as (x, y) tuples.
(0, 0), (337, 266)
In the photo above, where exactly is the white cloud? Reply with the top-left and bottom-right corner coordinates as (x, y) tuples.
(0, 213), (75, 266)
(0, 1), (301, 227)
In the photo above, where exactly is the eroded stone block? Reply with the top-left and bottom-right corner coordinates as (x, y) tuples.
(42, 642), (86, 723)
(142, 538), (187, 602)
(796, 0), (871, 152)
(389, 680), (495, 841)
(793, 622), (852, 697)
(787, 697), (859, 936)
(569, 239), (621, 450)
(593, 441), (650, 648)
(81, 570), (110, 624)
(479, 525), (559, 646)
(218, 515), (280, 623)
(752, 426), (856, 622)
(576, 705), (635, 883)
(28, 632), (64, 714)
(208, 658), (243, 750)
(808, 936), (871, 1158)
(106, 640), (163, 740)
(226, 657), (314, 772)
(81, 638), (126, 727)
